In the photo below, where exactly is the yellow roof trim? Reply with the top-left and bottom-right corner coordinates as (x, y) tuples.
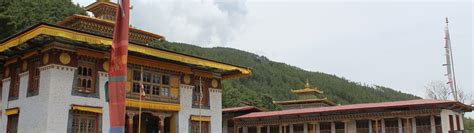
(126, 99), (180, 111)
(291, 89), (323, 94)
(191, 115), (211, 122)
(0, 24), (251, 78)
(72, 105), (102, 114)
(5, 108), (19, 115)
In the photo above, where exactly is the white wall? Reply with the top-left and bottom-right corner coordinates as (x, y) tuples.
(178, 84), (222, 133)
(440, 109), (465, 133)
(0, 64), (109, 133)
(44, 65), (109, 133)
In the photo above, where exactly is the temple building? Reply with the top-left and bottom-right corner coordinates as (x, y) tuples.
(0, 0), (251, 133)
(273, 81), (336, 110)
(223, 82), (473, 133)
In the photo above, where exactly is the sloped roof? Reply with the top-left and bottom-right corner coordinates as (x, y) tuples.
(223, 106), (262, 113)
(235, 99), (473, 119)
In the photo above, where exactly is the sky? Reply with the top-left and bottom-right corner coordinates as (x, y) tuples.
(74, 0), (473, 115)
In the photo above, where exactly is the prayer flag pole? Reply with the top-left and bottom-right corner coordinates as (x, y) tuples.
(108, 0), (130, 132)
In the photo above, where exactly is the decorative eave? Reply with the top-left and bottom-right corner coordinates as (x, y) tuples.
(85, 1), (117, 11)
(0, 23), (252, 79)
(57, 15), (165, 44)
(273, 98), (337, 106)
(290, 88), (323, 94)
(235, 99), (473, 120)
(290, 81), (323, 94)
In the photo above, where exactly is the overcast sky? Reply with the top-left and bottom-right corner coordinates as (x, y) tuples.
(74, 0), (473, 115)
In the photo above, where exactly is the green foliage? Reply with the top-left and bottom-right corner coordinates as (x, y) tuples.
(465, 117), (474, 132)
(149, 41), (420, 110)
(0, 0), (86, 40)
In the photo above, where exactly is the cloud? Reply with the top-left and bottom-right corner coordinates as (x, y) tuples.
(130, 0), (248, 47)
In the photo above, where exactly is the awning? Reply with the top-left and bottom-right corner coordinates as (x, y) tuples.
(125, 99), (180, 111)
(72, 105), (102, 114)
(5, 108), (19, 115)
(191, 115), (211, 122)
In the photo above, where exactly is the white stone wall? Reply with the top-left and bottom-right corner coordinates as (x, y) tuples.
(440, 109), (464, 133)
(44, 65), (109, 133)
(178, 84), (222, 133)
(0, 70), (51, 133)
(0, 64), (109, 133)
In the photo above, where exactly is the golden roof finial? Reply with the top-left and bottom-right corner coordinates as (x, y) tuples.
(304, 79), (311, 89)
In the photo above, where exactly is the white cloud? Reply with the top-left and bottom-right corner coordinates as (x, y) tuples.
(129, 0), (248, 47)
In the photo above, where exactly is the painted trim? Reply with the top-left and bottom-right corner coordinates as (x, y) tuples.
(191, 115), (211, 122)
(5, 108), (19, 115)
(71, 105), (103, 114)
(125, 99), (180, 111)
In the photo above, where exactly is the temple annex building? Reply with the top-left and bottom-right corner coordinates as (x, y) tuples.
(223, 82), (474, 133)
(0, 0), (251, 133)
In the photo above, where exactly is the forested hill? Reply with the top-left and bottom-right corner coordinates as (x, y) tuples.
(150, 41), (420, 110)
(0, 0), (419, 110)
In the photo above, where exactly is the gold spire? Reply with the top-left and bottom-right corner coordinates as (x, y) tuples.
(304, 79), (311, 89)
(291, 80), (323, 94)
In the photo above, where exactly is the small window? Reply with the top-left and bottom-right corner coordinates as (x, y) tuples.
(8, 66), (20, 101)
(27, 57), (41, 97)
(76, 60), (96, 93)
(192, 78), (209, 107)
(190, 121), (209, 133)
(6, 114), (19, 133)
(70, 110), (99, 133)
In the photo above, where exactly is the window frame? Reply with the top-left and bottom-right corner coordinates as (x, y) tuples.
(131, 68), (172, 98)
(76, 60), (97, 94)
(6, 114), (19, 133)
(69, 110), (100, 133)
(8, 65), (20, 101)
(190, 120), (209, 133)
(27, 57), (41, 97)
(192, 78), (210, 108)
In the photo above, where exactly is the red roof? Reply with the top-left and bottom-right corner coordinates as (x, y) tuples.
(235, 99), (472, 119)
(223, 106), (262, 113)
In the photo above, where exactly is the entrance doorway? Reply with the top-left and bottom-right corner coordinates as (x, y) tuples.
(125, 112), (171, 133)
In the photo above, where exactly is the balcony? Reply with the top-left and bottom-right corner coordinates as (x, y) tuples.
(127, 92), (179, 104)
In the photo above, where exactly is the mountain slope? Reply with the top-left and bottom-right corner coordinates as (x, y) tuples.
(150, 41), (420, 110)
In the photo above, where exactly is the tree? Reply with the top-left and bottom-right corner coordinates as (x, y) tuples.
(0, 0), (85, 40)
(425, 81), (472, 104)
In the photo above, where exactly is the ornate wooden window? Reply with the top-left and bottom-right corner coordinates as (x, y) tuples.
(70, 110), (99, 133)
(76, 60), (96, 93)
(131, 69), (170, 97)
(6, 114), (19, 133)
(8, 65), (19, 101)
(190, 121), (209, 133)
(27, 57), (41, 97)
(192, 78), (209, 108)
